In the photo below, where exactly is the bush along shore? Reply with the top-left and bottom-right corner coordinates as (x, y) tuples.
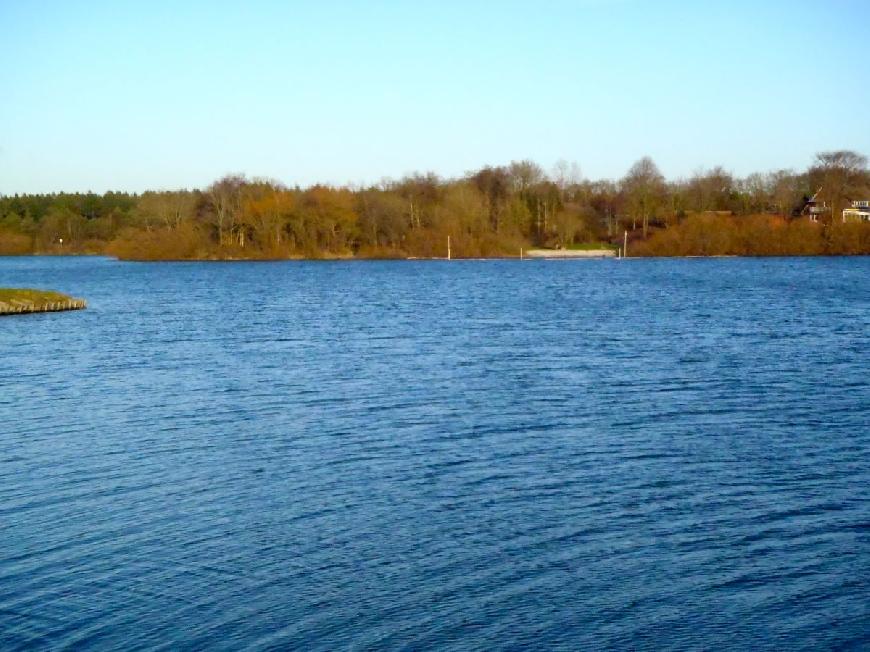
(0, 289), (87, 315)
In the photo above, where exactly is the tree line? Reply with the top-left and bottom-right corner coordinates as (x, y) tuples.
(1, 151), (868, 259)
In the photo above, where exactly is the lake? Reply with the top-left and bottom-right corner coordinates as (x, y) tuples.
(1, 256), (868, 650)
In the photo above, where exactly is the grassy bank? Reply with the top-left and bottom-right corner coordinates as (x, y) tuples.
(0, 288), (87, 315)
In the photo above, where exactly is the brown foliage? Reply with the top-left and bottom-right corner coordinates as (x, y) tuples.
(106, 223), (209, 260)
(827, 222), (870, 255)
(633, 214), (870, 256)
(3, 151), (868, 261)
(0, 230), (33, 255)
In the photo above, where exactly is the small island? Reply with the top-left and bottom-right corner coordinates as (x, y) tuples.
(0, 288), (87, 316)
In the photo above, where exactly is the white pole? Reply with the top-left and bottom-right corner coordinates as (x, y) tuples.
(447, 236), (451, 260)
(520, 248), (523, 260)
(623, 231), (628, 258)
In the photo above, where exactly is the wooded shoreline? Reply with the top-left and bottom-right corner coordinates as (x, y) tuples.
(4, 249), (868, 263)
(2, 151), (868, 260)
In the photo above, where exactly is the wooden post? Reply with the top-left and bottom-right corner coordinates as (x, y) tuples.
(623, 231), (628, 258)
(447, 236), (451, 260)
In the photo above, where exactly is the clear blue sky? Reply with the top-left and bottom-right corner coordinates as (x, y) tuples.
(1, 0), (868, 193)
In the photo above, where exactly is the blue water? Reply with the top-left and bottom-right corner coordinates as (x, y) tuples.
(1, 256), (868, 650)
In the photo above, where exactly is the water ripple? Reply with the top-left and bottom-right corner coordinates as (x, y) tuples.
(0, 256), (868, 650)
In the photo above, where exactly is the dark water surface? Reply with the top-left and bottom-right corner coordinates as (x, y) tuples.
(1, 256), (868, 650)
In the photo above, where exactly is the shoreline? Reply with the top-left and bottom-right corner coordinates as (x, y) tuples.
(2, 252), (868, 262)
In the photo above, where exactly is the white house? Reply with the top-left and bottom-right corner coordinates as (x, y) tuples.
(843, 200), (870, 222)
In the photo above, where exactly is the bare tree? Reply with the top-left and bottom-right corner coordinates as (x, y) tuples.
(688, 166), (734, 213)
(741, 172), (769, 214)
(394, 173), (441, 230)
(622, 156), (665, 238)
(768, 169), (802, 216)
(470, 166), (510, 232)
(207, 174), (246, 245)
(507, 160), (545, 194)
(552, 159), (582, 199)
(137, 191), (197, 230)
(811, 150), (869, 222)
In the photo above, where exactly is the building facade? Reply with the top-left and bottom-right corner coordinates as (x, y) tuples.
(843, 200), (870, 222)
